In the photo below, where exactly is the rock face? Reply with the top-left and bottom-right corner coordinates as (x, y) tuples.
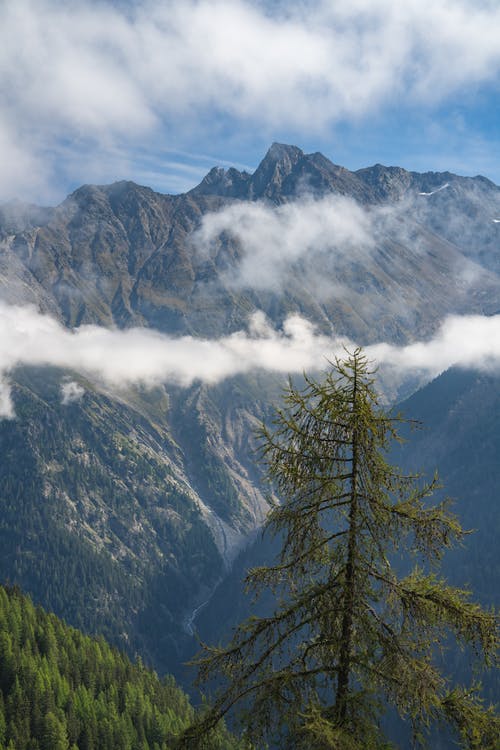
(0, 143), (499, 675)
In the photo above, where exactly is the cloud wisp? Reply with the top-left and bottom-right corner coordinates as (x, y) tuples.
(192, 188), (500, 304)
(193, 194), (376, 292)
(2, 0), (500, 200)
(61, 379), (85, 405)
(1, 301), (500, 417)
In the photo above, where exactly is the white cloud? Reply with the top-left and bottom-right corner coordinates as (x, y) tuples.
(192, 190), (498, 304)
(1, 301), (500, 418)
(367, 314), (500, 378)
(61, 379), (85, 405)
(193, 194), (375, 291)
(1, 0), (500, 200)
(0, 121), (49, 202)
(0, 378), (14, 419)
(0, 302), (346, 416)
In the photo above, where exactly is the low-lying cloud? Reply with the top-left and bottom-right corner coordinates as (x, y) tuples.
(369, 314), (500, 377)
(1, 301), (500, 417)
(0, 302), (343, 417)
(192, 189), (499, 303)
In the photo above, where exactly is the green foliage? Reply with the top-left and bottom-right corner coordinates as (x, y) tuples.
(180, 350), (499, 749)
(0, 584), (242, 750)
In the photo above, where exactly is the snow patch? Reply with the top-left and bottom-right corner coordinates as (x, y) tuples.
(418, 183), (450, 196)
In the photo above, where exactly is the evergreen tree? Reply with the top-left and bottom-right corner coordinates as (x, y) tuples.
(41, 711), (69, 750)
(180, 349), (499, 749)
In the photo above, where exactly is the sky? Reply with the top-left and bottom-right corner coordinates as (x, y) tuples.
(1, 0), (500, 205)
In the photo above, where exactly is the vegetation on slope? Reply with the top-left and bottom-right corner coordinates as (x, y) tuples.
(0, 367), (225, 673)
(0, 584), (241, 750)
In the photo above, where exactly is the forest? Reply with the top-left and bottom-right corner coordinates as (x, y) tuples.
(0, 585), (241, 750)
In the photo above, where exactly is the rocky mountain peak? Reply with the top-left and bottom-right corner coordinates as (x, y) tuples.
(354, 164), (413, 201)
(190, 143), (307, 201)
(189, 166), (251, 198)
(249, 142), (304, 199)
(67, 180), (153, 209)
(261, 142), (304, 165)
(191, 143), (385, 203)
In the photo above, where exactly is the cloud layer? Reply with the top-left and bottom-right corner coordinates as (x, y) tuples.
(0, 302), (343, 416)
(1, 0), (500, 200)
(1, 301), (500, 417)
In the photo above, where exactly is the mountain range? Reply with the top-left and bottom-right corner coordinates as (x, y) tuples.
(0, 143), (499, 690)
(2, 142), (500, 340)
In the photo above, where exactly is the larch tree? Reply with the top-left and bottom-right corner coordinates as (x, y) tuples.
(179, 349), (499, 749)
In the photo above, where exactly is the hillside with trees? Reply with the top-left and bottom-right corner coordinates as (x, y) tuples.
(0, 585), (241, 750)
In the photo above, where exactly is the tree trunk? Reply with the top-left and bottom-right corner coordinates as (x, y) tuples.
(335, 363), (359, 723)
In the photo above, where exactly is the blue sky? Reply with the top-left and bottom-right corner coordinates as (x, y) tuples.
(1, 0), (500, 204)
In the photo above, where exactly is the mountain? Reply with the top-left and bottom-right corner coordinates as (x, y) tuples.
(0, 143), (499, 681)
(0, 365), (279, 675)
(1, 143), (499, 340)
(392, 367), (500, 609)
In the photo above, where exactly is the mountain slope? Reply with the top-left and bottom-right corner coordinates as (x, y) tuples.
(392, 367), (500, 607)
(0, 365), (279, 674)
(0, 367), (219, 671)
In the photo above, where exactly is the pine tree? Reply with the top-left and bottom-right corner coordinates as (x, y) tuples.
(180, 349), (499, 749)
(41, 711), (69, 750)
